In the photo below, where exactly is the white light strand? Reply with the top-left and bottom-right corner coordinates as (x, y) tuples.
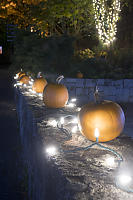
(93, 0), (121, 45)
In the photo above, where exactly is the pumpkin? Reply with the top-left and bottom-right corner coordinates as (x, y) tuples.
(32, 77), (47, 93)
(78, 100), (125, 142)
(76, 71), (83, 79)
(17, 72), (26, 79)
(43, 75), (68, 108)
(19, 75), (30, 84)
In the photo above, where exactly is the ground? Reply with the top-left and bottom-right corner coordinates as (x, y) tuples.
(0, 69), (26, 200)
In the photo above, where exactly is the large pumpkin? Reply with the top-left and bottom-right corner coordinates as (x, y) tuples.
(32, 77), (47, 93)
(78, 100), (125, 142)
(43, 83), (69, 108)
(19, 75), (30, 84)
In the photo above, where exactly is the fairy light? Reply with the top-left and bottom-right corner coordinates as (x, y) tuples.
(94, 128), (99, 142)
(71, 98), (77, 102)
(71, 117), (78, 124)
(60, 117), (65, 125)
(117, 174), (132, 186)
(93, 0), (121, 45)
(76, 107), (81, 112)
(66, 103), (75, 108)
(72, 125), (78, 133)
(14, 74), (19, 79)
(29, 81), (33, 85)
(45, 146), (57, 156)
(48, 120), (58, 127)
(38, 93), (43, 97)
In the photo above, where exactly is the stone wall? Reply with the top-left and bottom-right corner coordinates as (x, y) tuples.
(15, 85), (133, 200)
(61, 78), (133, 103)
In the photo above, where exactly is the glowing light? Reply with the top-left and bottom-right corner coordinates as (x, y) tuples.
(29, 81), (33, 85)
(45, 146), (57, 156)
(106, 157), (115, 166)
(117, 174), (132, 186)
(60, 117), (64, 125)
(30, 90), (36, 94)
(71, 98), (77, 102)
(94, 128), (100, 138)
(48, 120), (57, 127)
(72, 126), (78, 133)
(93, 0), (121, 45)
(76, 107), (81, 112)
(66, 103), (75, 108)
(23, 84), (27, 87)
(29, 89), (33, 92)
(14, 74), (19, 79)
(16, 82), (22, 86)
(72, 117), (78, 124)
(38, 93), (43, 97)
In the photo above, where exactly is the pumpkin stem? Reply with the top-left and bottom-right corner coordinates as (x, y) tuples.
(56, 75), (64, 84)
(37, 72), (42, 78)
(94, 85), (101, 103)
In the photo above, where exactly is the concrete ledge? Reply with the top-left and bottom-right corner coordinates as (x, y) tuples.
(15, 86), (133, 200)
(61, 78), (133, 103)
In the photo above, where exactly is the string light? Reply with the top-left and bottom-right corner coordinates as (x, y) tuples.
(94, 128), (100, 142)
(45, 146), (57, 156)
(48, 120), (58, 127)
(71, 98), (77, 102)
(66, 103), (75, 107)
(117, 174), (132, 186)
(93, 0), (121, 45)
(71, 125), (78, 133)
(60, 117), (65, 125)
(76, 107), (81, 112)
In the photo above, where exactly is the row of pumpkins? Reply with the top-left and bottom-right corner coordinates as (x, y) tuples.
(17, 71), (125, 143)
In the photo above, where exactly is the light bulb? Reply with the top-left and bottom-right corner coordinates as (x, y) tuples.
(117, 174), (132, 186)
(48, 120), (57, 127)
(71, 98), (77, 102)
(45, 146), (57, 156)
(72, 126), (78, 133)
(72, 117), (78, 124)
(60, 117), (64, 125)
(94, 128), (100, 138)
(66, 103), (75, 107)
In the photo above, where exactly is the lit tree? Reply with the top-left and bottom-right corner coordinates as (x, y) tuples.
(93, 0), (121, 46)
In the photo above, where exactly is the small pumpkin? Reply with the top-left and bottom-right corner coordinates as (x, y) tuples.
(17, 71), (26, 79)
(32, 77), (47, 93)
(76, 71), (83, 79)
(19, 72), (26, 79)
(19, 75), (30, 84)
(43, 75), (69, 108)
(78, 89), (125, 142)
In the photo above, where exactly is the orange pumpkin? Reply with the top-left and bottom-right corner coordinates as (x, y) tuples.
(78, 100), (125, 142)
(43, 83), (69, 108)
(76, 71), (83, 79)
(19, 75), (30, 84)
(32, 78), (47, 93)
(17, 72), (26, 79)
